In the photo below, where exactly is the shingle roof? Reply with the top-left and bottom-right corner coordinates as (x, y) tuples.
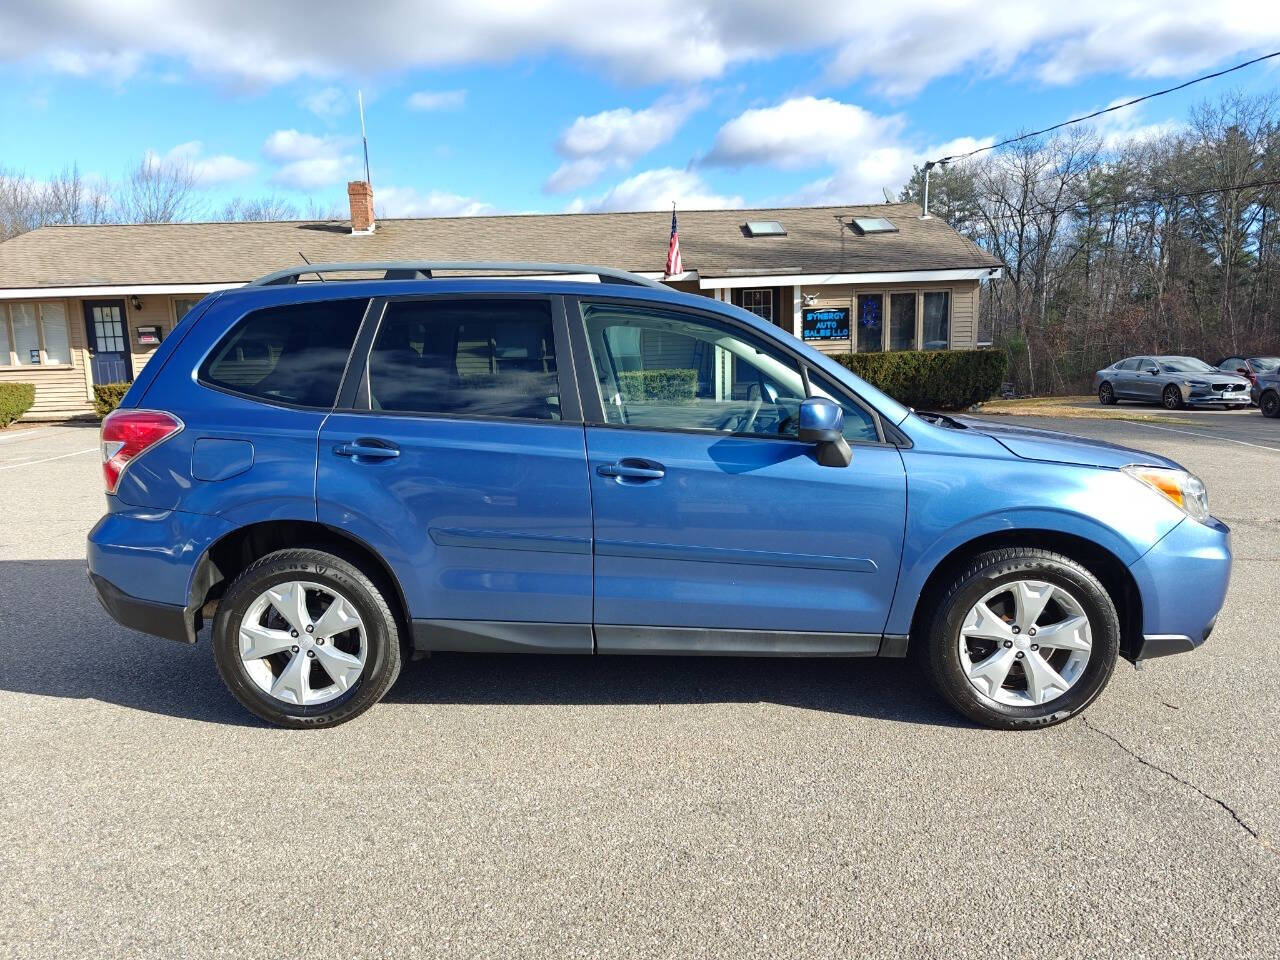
(0, 201), (1000, 290)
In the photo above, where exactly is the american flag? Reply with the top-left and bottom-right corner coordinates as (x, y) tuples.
(664, 204), (683, 277)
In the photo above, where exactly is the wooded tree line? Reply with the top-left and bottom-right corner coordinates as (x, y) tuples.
(0, 156), (341, 240)
(901, 92), (1280, 394)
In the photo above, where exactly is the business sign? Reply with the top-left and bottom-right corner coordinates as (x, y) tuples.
(801, 306), (850, 342)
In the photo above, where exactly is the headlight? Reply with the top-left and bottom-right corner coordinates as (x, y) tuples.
(1122, 465), (1211, 523)
(1186, 379), (1209, 387)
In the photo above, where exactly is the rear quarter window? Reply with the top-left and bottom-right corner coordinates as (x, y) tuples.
(199, 299), (368, 407)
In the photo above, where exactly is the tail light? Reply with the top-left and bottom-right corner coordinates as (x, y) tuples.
(100, 409), (183, 494)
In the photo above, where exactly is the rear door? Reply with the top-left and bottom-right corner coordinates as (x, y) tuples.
(317, 295), (594, 653)
(568, 296), (907, 652)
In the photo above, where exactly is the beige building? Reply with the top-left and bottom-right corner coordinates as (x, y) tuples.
(0, 192), (1001, 419)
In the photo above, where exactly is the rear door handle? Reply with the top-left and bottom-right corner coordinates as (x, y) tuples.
(333, 439), (400, 460)
(597, 458), (665, 481)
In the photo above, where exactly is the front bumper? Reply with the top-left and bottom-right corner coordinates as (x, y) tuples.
(1184, 393), (1251, 406)
(1126, 516), (1231, 662)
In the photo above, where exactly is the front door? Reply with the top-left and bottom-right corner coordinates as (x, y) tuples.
(571, 298), (907, 652)
(83, 300), (132, 384)
(317, 295), (595, 653)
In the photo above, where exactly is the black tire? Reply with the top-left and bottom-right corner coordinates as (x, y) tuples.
(1097, 382), (1116, 405)
(918, 548), (1120, 730)
(1261, 391), (1280, 419)
(1162, 385), (1183, 410)
(212, 548), (402, 728)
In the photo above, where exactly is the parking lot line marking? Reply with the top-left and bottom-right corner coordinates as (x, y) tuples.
(0, 427), (53, 444)
(0, 447), (98, 470)
(1131, 421), (1280, 453)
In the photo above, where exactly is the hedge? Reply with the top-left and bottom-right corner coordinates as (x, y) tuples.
(617, 369), (698, 405)
(832, 349), (1007, 411)
(93, 382), (132, 419)
(0, 383), (35, 428)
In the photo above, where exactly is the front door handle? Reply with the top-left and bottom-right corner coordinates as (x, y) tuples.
(597, 458), (665, 481)
(334, 439), (400, 460)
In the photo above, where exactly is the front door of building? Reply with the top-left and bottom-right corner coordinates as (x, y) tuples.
(83, 300), (132, 384)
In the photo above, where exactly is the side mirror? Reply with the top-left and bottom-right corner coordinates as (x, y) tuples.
(798, 397), (852, 468)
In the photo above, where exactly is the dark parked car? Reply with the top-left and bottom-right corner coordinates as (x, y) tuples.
(1257, 366), (1280, 418)
(88, 261), (1231, 731)
(1095, 356), (1251, 410)
(1215, 355), (1280, 404)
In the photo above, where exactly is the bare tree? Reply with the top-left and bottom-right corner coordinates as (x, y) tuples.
(218, 195), (302, 221)
(113, 155), (201, 223)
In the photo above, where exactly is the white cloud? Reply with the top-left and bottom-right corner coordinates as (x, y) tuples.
(546, 91), (706, 193)
(147, 141), (255, 185)
(262, 129), (358, 189)
(375, 185), (494, 217)
(406, 89), (467, 111)
(303, 86), (348, 121)
(1088, 99), (1183, 151)
(704, 97), (904, 170)
(2, 2), (1277, 93)
(567, 167), (741, 213)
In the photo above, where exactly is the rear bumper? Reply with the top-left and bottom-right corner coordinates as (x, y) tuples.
(89, 572), (194, 644)
(1127, 517), (1230, 662)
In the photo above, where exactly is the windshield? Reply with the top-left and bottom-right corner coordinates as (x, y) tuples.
(1253, 357), (1280, 373)
(1158, 357), (1216, 373)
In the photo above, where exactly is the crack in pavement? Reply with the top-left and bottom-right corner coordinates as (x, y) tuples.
(1081, 717), (1266, 846)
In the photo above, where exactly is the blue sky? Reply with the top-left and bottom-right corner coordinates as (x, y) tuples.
(2, 1), (1279, 218)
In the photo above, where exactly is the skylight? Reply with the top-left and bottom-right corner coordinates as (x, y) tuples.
(744, 220), (787, 237)
(850, 216), (897, 235)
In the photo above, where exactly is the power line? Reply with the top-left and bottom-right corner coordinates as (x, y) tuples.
(935, 49), (1280, 165)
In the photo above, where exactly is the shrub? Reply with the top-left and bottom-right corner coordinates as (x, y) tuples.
(0, 383), (36, 428)
(617, 369), (698, 405)
(832, 349), (1007, 411)
(93, 382), (132, 419)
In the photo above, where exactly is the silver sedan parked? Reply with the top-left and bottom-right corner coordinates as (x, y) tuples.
(1095, 355), (1252, 410)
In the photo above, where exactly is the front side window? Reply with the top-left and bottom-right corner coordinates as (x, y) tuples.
(922, 291), (950, 350)
(579, 302), (809, 439)
(200, 298), (367, 407)
(807, 373), (881, 444)
(366, 299), (560, 421)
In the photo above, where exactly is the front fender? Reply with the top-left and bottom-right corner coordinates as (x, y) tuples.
(885, 451), (1185, 636)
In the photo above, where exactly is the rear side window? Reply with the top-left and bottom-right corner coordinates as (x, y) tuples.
(200, 299), (367, 407)
(366, 299), (560, 421)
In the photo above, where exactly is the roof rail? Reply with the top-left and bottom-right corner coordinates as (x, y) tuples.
(248, 260), (666, 289)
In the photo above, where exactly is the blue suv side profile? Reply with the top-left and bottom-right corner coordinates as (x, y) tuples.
(88, 262), (1231, 729)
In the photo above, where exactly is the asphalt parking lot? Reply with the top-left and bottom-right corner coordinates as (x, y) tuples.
(1, 413), (1278, 959)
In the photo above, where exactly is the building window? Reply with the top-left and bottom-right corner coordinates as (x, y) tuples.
(173, 297), (202, 322)
(923, 291), (951, 350)
(737, 288), (774, 324)
(0, 302), (72, 366)
(856, 293), (883, 353)
(889, 293), (916, 350)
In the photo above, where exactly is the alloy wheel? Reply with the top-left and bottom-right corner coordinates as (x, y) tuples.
(1098, 383), (1114, 405)
(957, 579), (1093, 707)
(238, 580), (367, 706)
(1163, 386), (1182, 410)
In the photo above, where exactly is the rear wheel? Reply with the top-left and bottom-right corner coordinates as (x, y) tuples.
(1261, 390), (1280, 419)
(212, 548), (402, 728)
(919, 548), (1119, 729)
(1162, 385), (1183, 410)
(1097, 382), (1116, 405)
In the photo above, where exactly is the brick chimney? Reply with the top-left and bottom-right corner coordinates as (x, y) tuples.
(347, 180), (375, 234)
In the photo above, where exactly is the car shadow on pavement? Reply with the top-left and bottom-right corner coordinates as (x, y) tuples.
(0, 559), (966, 728)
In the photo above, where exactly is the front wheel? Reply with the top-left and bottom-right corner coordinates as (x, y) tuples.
(1261, 391), (1280, 419)
(212, 548), (402, 728)
(918, 548), (1120, 729)
(1098, 382), (1116, 405)
(1162, 385), (1184, 410)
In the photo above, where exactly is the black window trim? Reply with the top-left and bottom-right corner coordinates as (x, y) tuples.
(567, 293), (900, 448)
(338, 291), (584, 425)
(195, 295), (376, 413)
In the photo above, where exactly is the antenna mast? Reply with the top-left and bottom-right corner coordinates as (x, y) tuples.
(358, 90), (372, 186)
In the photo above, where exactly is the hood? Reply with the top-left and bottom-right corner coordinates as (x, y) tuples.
(944, 415), (1182, 470)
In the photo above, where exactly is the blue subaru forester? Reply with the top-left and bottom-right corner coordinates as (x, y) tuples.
(88, 261), (1231, 729)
